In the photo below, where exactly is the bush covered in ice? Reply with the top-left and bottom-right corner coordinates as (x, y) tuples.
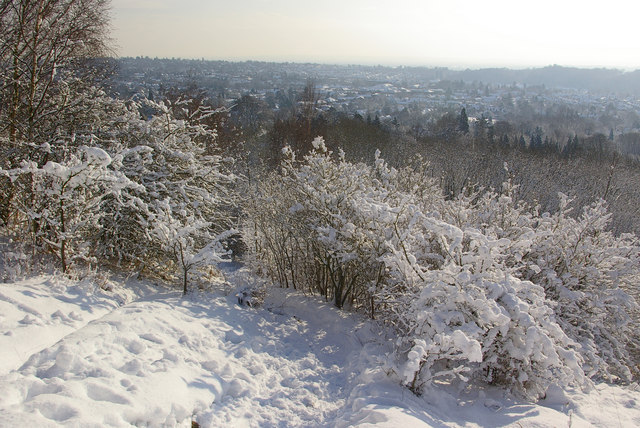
(0, 96), (236, 292)
(243, 139), (639, 399)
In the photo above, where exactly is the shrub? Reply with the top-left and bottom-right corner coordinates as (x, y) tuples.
(243, 141), (639, 398)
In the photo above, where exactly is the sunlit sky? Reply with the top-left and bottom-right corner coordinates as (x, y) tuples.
(111, 0), (640, 70)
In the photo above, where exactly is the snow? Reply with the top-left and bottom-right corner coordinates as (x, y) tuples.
(1, 267), (639, 427)
(0, 275), (145, 375)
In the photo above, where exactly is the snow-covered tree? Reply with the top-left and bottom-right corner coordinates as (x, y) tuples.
(0, 0), (111, 143)
(150, 198), (231, 294)
(1, 91), (238, 292)
(1, 145), (138, 272)
(123, 100), (237, 286)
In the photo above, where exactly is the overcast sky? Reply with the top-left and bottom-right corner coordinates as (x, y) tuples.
(111, 0), (640, 69)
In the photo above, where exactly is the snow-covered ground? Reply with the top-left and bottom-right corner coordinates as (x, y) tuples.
(1, 267), (639, 427)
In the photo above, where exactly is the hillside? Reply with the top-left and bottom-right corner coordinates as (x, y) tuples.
(2, 2), (640, 426)
(1, 266), (639, 427)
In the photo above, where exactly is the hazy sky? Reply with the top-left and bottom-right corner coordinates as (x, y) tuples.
(111, 0), (640, 69)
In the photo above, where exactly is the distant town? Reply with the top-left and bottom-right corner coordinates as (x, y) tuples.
(110, 58), (640, 157)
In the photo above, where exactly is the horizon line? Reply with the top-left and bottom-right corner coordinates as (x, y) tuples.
(114, 56), (640, 73)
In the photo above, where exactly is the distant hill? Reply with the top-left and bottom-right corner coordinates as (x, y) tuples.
(447, 65), (640, 94)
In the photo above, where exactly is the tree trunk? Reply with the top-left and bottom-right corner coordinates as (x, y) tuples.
(9, 37), (21, 142)
(178, 242), (188, 295)
(60, 197), (67, 273)
(26, 0), (44, 142)
(183, 267), (188, 295)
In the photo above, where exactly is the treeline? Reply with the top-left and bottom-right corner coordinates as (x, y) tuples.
(229, 85), (640, 234)
(228, 83), (640, 233)
(412, 127), (640, 235)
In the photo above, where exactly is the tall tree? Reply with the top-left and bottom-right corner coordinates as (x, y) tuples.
(0, 0), (111, 144)
(458, 107), (469, 134)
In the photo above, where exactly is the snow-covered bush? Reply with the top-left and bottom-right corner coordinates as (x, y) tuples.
(523, 196), (640, 381)
(244, 142), (639, 399)
(1, 145), (139, 272)
(439, 175), (639, 383)
(242, 169), (311, 291)
(383, 215), (585, 399)
(244, 138), (411, 314)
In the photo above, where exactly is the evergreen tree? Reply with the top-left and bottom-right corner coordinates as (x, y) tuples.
(458, 108), (469, 134)
(519, 134), (527, 148)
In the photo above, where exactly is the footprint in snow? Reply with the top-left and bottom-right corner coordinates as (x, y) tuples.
(86, 382), (131, 405)
(162, 349), (180, 363)
(234, 347), (249, 358)
(33, 400), (79, 423)
(19, 314), (43, 325)
(39, 349), (76, 379)
(224, 330), (244, 344)
(223, 378), (247, 398)
(68, 311), (83, 321)
(201, 360), (219, 371)
(119, 358), (144, 376)
(51, 310), (72, 323)
(139, 333), (164, 344)
(126, 340), (147, 355)
(484, 399), (502, 411)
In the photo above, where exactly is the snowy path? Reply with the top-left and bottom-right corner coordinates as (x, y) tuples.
(0, 272), (381, 426)
(1, 271), (640, 427)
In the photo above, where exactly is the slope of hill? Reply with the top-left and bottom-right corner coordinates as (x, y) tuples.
(0, 268), (639, 427)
